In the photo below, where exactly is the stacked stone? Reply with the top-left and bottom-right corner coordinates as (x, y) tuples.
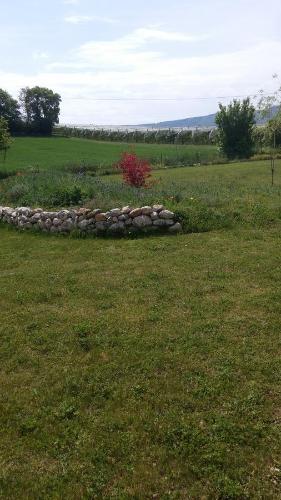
(0, 205), (182, 236)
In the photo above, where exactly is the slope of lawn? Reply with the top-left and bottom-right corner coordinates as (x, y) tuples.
(0, 224), (281, 498)
(1, 159), (281, 234)
(1, 136), (219, 173)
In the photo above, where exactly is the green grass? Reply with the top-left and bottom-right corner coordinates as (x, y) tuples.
(1, 159), (281, 233)
(1, 224), (281, 498)
(1, 137), (281, 497)
(1, 136), (219, 173)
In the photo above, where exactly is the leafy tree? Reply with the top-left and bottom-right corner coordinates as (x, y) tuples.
(258, 74), (281, 185)
(215, 98), (256, 159)
(0, 89), (21, 134)
(19, 86), (61, 135)
(0, 117), (13, 161)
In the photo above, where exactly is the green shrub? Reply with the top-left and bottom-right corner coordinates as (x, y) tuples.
(7, 183), (29, 203)
(51, 186), (84, 206)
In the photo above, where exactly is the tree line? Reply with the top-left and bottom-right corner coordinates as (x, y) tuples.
(0, 87), (61, 136)
(0, 82), (280, 162)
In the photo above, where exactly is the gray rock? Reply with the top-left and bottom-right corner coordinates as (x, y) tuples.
(121, 206), (131, 214)
(45, 218), (53, 229)
(159, 210), (175, 219)
(108, 222), (125, 233)
(150, 211), (158, 220)
(18, 215), (28, 223)
(91, 209), (102, 216)
(60, 218), (74, 232)
(164, 219), (175, 226)
(153, 219), (169, 227)
(57, 210), (70, 220)
(110, 208), (122, 217)
(152, 204), (164, 212)
(168, 222), (182, 233)
(53, 218), (61, 227)
(96, 221), (108, 231)
(118, 214), (128, 221)
(18, 207), (32, 216)
(31, 213), (42, 222)
(78, 219), (88, 230)
(133, 215), (153, 228)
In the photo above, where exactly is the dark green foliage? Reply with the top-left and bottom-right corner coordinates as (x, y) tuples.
(19, 86), (61, 136)
(0, 89), (22, 134)
(52, 186), (83, 206)
(0, 169), (16, 180)
(216, 98), (256, 159)
(0, 117), (13, 161)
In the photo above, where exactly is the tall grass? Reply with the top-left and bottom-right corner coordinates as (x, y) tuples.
(1, 160), (281, 232)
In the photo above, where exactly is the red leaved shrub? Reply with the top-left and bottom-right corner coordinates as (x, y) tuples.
(116, 152), (152, 188)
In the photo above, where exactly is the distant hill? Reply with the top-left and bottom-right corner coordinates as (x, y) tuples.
(140, 106), (279, 129)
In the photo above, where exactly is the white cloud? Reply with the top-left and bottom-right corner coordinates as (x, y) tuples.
(133, 28), (207, 42)
(64, 15), (117, 24)
(32, 51), (49, 61)
(48, 27), (206, 71)
(63, 0), (80, 5)
(2, 26), (280, 125)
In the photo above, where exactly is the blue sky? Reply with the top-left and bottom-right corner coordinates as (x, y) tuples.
(1, 0), (281, 124)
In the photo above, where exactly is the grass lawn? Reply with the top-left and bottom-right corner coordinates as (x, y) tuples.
(1, 138), (281, 497)
(1, 137), (219, 173)
(0, 224), (281, 498)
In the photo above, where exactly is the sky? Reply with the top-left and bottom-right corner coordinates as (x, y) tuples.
(1, 0), (281, 125)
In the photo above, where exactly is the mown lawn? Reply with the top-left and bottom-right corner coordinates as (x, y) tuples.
(1, 137), (219, 173)
(0, 224), (281, 498)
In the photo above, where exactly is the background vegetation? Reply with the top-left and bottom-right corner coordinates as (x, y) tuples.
(0, 136), (221, 174)
(1, 154), (281, 233)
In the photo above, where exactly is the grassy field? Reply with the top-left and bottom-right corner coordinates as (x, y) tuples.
(1, 157), (281, 233)
(1, 138), (281, 497)
(0, 137), (219, 173)
(0, 224), (281, 498)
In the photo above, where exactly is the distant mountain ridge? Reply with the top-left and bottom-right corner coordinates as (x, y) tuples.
(140, 106), (279, 129)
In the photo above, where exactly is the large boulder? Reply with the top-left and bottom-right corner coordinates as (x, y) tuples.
(159, 210), (175, 219)
(168, 222), (183, 233)
(133, 215), (153, 228)
(129, 208), (143, 218)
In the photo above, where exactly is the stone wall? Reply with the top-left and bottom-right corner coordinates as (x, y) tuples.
(0, 205), (182, 236)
